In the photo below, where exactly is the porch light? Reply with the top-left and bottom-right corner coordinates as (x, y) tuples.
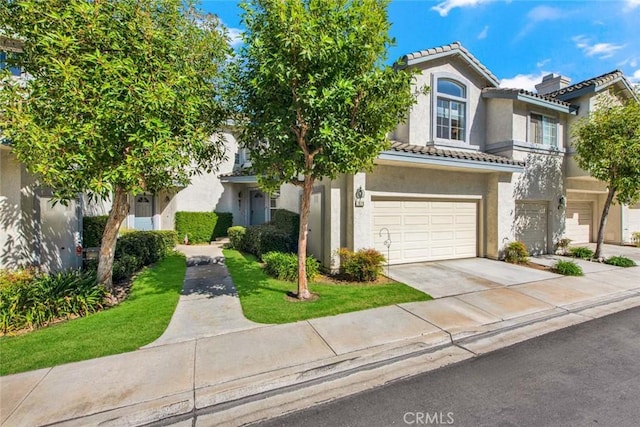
(355, 186), (365, 207)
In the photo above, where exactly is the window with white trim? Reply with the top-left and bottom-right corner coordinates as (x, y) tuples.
(269, 192), (279, 217)
(436, 78), (467, 142)
(529, 113), (557, 147)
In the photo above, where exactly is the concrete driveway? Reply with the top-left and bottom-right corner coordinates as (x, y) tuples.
(388, 258), (560, 298)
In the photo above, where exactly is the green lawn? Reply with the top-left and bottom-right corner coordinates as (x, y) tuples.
(224, 249), (431, 324)
(0, 253), (186, 376)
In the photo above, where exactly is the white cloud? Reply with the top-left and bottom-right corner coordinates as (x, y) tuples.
(227, 26), (243, 47)
(625, 0), (640, 11)
(527, 5), (562, 22)
(572, 35), (624, 59)
(536, 59), (551, 68)
(477, 25), (489, 39)
(431, 0), (492, 17)
(618, 57), (639, 68)
(500, 72), (550, 92)
(631, 69), (640, 83)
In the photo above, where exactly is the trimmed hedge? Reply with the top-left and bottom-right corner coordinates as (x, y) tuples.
(271, 209), (300, 241)
(175, 211), (233, 244)
(262, 251), (320, 282)
(504, 241), (529, 264)
(82, 216), (108, 248)
(336, 248), (386, 282)
(85, 230), (177, 282)
(240, 225), (294, 259)
(228, 226), (246, 249)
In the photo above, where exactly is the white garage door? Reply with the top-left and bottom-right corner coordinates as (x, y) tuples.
(626, 203), (640, 243)
(565, 201), (592, 244)
(372, 199), (477, 264)
(515, 201), (548, 255)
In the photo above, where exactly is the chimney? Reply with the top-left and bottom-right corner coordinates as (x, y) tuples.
(535, 73), (571, 95)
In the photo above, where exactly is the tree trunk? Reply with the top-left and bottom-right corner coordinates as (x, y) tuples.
(296, 175), (314, 300)
(97, 186), (130, 292)
(594, 186), (616, 260)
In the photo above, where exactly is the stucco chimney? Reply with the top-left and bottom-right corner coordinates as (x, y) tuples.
(535, 73), (571, 95)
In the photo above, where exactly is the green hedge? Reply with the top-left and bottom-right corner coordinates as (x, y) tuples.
(175, 211), (233, 244)
(82, 216), (108, 248)
(262, 251), (319, 282)
(270, 209), (300, 241)
(85, 230), (177, 282)
(240, 225), (294, 259)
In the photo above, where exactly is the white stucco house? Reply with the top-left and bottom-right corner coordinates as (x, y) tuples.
(1, 36), (83, 272)
(3, 40), (638, 272)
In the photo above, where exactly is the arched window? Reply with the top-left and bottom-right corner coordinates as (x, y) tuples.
(436, 78), (467, 142)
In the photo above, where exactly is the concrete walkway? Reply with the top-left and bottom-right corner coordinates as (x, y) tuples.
(2, 247), (640, 426)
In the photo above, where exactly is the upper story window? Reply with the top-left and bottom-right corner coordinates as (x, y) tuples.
(0, 51), (21, 76)
(529, 113), (557, 147)
(436, 78), (467, 142)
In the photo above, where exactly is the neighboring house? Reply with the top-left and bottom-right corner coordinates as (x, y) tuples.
(1, 36), (82, 272)
(541, 71), (639, 245)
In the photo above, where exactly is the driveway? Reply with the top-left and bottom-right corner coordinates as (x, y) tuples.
(583, 243), (640, 263)
(388, 258), (559, 298)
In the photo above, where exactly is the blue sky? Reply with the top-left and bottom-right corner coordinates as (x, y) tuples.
(200, 0), (640, 91)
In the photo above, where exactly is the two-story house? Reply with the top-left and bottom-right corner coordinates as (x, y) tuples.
(1, 35), (83, 272)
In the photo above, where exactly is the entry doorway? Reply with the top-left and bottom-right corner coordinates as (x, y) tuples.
(250, 190), (267, 225)
(134, 193), (154, 230)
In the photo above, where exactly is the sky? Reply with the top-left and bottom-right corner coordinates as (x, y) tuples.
(199, 0), (640, 91)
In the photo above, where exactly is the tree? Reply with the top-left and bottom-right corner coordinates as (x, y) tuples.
(572, 92), (640, 259)
(0, 0), (231, 291)
(233, 0), (418, 299)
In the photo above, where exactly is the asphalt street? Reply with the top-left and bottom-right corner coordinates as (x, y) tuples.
(258, 307), (640, 427)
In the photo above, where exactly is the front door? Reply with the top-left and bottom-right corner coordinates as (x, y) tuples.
(134, 193), (154, 230)
(250, 190), (266, 225)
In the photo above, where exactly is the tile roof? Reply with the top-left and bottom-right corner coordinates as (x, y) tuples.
(545, 70), (626, 99)
(401, 41), (500, 87)
(387, 141), (525, 167)
(483, 87), (572, 108)
(219, 167), (255, 178)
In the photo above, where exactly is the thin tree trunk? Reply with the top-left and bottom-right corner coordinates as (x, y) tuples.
(594, 186), (616, 260)
(297, 175), (314, 300)
(97, 186), (129, 292)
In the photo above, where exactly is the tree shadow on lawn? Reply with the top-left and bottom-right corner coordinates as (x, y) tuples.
(224, 251), (301, 299)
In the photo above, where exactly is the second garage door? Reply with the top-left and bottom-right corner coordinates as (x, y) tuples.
(372, 199), (477, 264)
(565, 201), (593, 244)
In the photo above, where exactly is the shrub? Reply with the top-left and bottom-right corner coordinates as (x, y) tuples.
(270, 209), (300, 240)
(504, 241), (529, 264)
(567, 246), (594, 260)
(82, 216), (108, 247)
(115, 230), (177, 266)
(604, 256), (637, 267)
(632, 232), (640, 248)
(228, 226), (246, 249)
(262, 251), (319, 282)
(175, 211), (233, 244)
(337, 248), (386, 282)
(0, 269), (107, 334)
(241, 225), (294, 259)
(553, 260), (583, 276)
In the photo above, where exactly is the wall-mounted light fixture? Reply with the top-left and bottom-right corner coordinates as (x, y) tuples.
(355, 186), (365, 207)
(558, 195), (566, 210)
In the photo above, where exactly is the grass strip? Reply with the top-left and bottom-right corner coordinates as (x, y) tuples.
(0, 253), (185, 376)
(224, 249), (431, 324)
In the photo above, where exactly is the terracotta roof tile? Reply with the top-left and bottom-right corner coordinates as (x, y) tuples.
(402, 41), (499, 87)
(545, 70), (626, 99)
(483, 87), (572, 107)
(387, 141), (525, 167)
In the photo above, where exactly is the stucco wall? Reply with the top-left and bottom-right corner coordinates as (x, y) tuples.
(485, 98), (513, 144)
(406, 57), (488, 150)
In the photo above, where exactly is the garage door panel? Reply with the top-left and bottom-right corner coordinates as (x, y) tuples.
(565, 201), (592, 244)
(372, 198), (477, 264)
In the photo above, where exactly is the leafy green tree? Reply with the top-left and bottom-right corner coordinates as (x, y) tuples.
(233, 0), (418, 299)
(0, 0), (231, 290)
(573, 93), (640, 259)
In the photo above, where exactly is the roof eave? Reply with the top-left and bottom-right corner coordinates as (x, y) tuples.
(406, 50), (500, 87)
(378, 150), (524, 173)
(483, 91), (572, 114)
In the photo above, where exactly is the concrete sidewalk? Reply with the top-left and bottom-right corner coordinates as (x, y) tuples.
(2, 247), (640, 427)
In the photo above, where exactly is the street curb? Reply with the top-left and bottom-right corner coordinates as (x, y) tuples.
(145, 293), (640, 427)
